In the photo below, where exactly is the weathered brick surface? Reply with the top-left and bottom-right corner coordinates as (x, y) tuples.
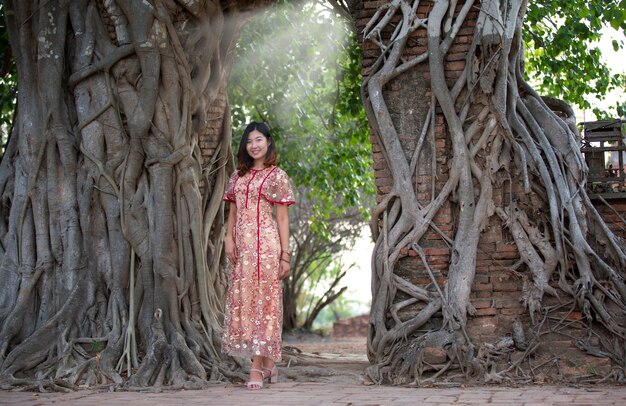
(332, 314), (370, 337)
(595, 199), (626, 239)
(198, 86), (228, 168)
(354, 0), (624, 367)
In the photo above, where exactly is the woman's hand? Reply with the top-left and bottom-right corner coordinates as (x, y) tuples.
(278, 259), (290, 280)
(225, 236), (237, 266)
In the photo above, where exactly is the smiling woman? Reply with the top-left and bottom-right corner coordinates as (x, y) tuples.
(223, 121), (295, 389)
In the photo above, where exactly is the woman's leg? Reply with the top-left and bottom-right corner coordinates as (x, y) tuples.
(261, 356), (278, 382)
(247, 355), (265, 388)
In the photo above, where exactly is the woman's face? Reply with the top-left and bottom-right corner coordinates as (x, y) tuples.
(246, 129), (269, 163)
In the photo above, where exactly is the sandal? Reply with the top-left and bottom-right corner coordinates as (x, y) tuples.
(246, 368), (264, 390)
(262, 365), (278, 384)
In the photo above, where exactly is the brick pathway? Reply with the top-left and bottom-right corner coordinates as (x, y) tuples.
(2, 383), (626, 405)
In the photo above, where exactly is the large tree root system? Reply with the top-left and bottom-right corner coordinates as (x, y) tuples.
(350, 0), (626, 385)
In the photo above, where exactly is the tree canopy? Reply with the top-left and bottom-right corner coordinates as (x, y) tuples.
(524, 0), (626, 117)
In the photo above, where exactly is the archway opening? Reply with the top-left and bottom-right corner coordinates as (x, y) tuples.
(225, 0), (375, 383)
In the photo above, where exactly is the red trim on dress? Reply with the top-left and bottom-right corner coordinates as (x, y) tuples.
(224, 172), (239, 203)
(259, 168), (295, 206)
(262, 198), (295, 205)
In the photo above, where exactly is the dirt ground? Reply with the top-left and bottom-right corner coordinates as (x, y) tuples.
(278, 332), (622, 387)
(278, 332), (369, 384)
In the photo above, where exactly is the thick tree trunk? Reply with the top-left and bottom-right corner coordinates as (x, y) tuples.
(0, 0), (271, 389)
(350, 0), (626, 385)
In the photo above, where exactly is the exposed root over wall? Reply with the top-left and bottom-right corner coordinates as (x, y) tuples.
(350, 0), (626, 385)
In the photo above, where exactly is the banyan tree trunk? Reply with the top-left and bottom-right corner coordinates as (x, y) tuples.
(0, 0), (271, 389)
(349, 0), (626, 384)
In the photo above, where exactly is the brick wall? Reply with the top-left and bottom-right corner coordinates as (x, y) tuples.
(352, 0), (626, 353)
(595, 199), (626, 240)
(198, 87), (228, 169)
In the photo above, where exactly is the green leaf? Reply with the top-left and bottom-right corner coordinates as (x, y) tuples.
(613, 39), (621, 52)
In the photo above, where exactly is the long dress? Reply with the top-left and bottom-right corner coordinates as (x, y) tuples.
(222, 165), (295, 361)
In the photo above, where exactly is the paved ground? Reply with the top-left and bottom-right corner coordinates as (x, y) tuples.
(2, 337), (625, 405)
(2, 382), (626, 405)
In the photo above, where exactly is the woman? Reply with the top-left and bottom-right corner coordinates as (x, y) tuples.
(222, 122), (295, 389)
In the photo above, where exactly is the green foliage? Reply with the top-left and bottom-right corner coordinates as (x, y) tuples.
(228, 0), (375, 330)
(0, 3), (18, 156)
(296, 253), (336, 320)
(228, 0), (375, 238)
(524, 0), (626, 116)
(307, 294), (360, 332)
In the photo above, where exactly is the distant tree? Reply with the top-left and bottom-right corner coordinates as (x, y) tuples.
(283, 191), (363, 330)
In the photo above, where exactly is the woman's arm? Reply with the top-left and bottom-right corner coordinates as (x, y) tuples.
(276, 204), (291, 280)
(225, 202), (238, 265)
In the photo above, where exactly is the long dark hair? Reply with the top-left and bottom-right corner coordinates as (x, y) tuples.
(236, 121), (277, 176)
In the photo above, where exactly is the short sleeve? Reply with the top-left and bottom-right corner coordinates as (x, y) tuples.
(263, 167), (295, 205)
(224, 171), (238, 203)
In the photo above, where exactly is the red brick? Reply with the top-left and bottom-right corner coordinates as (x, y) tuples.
(423, 347), (448, 364)
(492, 281), (519, 292)
(472, 300), (492, 309)
(423, 247), (449, 256)
(475, 308), (497, 316)
(445, 61), (466, 71)
(473, 283), (493, 292)
(500, 308), (525, 315)
(492, 250), (519, 260)
(559, 311), (583, 321)
(498, 244), (518, 252)
(372, 161), (386, 169)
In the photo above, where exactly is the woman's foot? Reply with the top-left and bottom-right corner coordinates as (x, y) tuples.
(246, 368), (265, 390)
(262, 364), (278, 383)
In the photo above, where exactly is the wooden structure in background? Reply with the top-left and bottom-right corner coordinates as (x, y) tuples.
(581, 119), (626, 199)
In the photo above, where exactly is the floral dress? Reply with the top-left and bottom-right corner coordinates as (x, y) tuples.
(222, 166), (295, 361)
